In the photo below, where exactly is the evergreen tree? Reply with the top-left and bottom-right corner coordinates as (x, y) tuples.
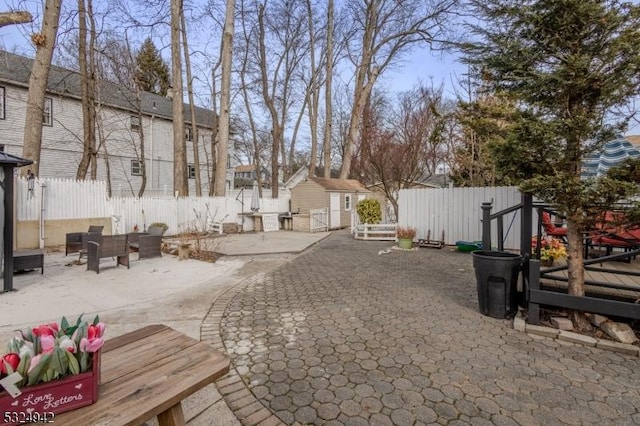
(463, 0), (640, 328)
(135, 38), (170, 96)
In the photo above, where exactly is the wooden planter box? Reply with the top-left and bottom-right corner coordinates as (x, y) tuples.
(0, 352), (100, 425)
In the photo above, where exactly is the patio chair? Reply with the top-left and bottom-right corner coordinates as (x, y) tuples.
(66, 225), (104, 257)
(128, 225), (166, 259)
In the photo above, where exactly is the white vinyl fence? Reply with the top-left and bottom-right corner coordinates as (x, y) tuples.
(398, 186), (524, 249)
(16, 177), (290, 236)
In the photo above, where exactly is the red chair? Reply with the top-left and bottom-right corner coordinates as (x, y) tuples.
(589, 211), (640, 259)
(541, 211), (567, 240)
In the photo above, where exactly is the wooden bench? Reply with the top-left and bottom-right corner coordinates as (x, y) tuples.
(13, 249), (44, 274)
(53, 325), (230, 426)
(87, 234), (130, 274)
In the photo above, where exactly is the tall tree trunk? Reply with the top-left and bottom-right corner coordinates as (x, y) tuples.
(181, 12), (202, 196)
(87, 0), (98, 180)
(239, 0), (263, 197)
(305, 0), (319, 177)
(21, 0), (62, 176)
(170, 0), (187, 196)
(323, 0), (334, 178)
(76, 0), (97, 180)
(258, 4), (282, 198)
(209, 65), (220, 196)
(215, 0), (235, 196)
(340, 1), (378, 180)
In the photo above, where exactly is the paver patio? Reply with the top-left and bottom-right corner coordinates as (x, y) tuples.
(213, 230), (640, 425)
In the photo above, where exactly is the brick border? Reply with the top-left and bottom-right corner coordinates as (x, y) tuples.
(200, 273), (285, 426)
(514, 312), (640, 356)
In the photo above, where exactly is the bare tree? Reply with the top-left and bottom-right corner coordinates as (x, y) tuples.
(181, 11), (202, 195)
(322, 0), (334, 178)
(339, 0), (457, 179)
(237, 1), (265, 194)
(214, 0), (236, 196)
(21, 0), (62, 176)
(304, 0), (323, 177)
(208, 64), (220, 196)
(256, 0), (307, 197)
(76, 0), (98, 180)
(171, 0), (188, 196)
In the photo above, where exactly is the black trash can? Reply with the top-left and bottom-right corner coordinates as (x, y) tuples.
(471, 250), (523, 319)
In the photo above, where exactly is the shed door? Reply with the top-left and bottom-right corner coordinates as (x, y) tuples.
(330, 192), (341, 229)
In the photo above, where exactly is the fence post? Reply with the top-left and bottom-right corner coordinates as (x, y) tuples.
(520, 193), (533, 308)
(481, 202), (492, 251)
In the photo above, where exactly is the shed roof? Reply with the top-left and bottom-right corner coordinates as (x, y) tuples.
(309, 177), (368, 192)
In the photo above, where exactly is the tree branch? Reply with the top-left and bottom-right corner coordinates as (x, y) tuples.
(0, 11), (33, 27)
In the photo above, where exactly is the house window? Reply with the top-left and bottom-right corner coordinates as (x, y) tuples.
(0, 144), (5, 152)
(131, 160), (142, 176)
(185, 127), (193, 141)
(130, 116), (141, 131)
(188, 164), (196, 179)
(345, 194), (352, 211)
(43, 97), (52, 126)
(0, 86), (5, 119)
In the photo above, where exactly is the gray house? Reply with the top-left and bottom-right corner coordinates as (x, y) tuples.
(291, 177), (370, 229)
(0, 50), (235, 195)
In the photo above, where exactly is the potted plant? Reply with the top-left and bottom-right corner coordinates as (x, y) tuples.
(0, 315), (105, 423)
(396, 227), (416, 249)
(531, 236), (567, 266)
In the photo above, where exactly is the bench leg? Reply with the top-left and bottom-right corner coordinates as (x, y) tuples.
(157, 402), (186, 426)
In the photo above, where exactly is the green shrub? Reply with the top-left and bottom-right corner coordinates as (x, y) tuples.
(357, 199), (382, 224)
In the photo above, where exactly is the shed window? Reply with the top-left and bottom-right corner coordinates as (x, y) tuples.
(345, 194), (352, 211)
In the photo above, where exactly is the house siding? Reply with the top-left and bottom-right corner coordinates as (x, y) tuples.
(0, 82), (229, 195)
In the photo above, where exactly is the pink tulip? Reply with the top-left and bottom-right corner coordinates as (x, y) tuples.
(28, 354), (42, 373)
(33, 322), (59, 337)
(87, 323), (106, 339)
(40, 335), (55, 353)
(79, 337), (104, 353)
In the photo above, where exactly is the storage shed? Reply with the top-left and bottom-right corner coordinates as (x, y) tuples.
(291, 177), (371, 229)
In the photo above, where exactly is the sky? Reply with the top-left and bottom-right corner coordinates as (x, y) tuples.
(0, 0), (466, 101)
